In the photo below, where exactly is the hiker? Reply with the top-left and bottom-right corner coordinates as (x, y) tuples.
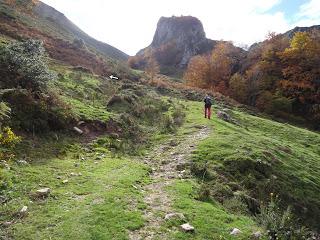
(204, 95), (213, 119)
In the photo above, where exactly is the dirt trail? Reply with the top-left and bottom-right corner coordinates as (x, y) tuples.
(129, 126), (211, 240)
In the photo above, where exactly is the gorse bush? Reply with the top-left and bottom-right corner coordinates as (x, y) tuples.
(0, 39), (56, 92)
(0, 126), (21, 147)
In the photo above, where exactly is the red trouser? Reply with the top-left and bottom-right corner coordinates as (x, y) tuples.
(205, 106), (211, 119)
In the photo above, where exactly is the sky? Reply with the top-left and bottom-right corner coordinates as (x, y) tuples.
(41, 0), (320, 55)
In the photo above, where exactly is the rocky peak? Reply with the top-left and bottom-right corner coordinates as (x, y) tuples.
(151, 16), (206, 48)
(136, 16), (215, 70)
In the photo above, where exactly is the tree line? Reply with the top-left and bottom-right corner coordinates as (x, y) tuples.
(184, 31), (320, 127)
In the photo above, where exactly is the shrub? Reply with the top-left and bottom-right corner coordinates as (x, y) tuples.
(3, 89), (74, 132)
(223, 196), (248, 215)
(0, 39), (56, 92)
(0, 101), (10, 127)
(257, 195), (311, 240)
(0, 126), (21, 147)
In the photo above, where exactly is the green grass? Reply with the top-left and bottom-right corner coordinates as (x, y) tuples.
(166, 180), (264, 240)
(1, 138), (149, 240)
(183, 101), (320, 229)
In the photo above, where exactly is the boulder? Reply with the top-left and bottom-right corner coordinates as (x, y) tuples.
(35, 188), (51, 198)
(217, 111), (232, 122)
(180, 223), (195, 232)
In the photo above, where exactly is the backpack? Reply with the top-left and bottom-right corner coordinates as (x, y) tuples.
(204, 96), (212, 106)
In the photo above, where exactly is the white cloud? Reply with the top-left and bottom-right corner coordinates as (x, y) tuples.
(41, 0), (292, 55)
(293, 0), (320, 27)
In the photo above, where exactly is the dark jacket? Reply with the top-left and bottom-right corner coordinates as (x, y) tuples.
(204, 96), (212, 107)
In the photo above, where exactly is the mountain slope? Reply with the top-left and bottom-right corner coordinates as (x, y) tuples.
(0, 0), (128, 75)
(34, 1), (128, 61)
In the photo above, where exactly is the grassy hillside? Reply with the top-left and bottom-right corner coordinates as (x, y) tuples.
(0, 3), (319, 239)
(186, 101), (320, 230)
(3, 91), (319, 239)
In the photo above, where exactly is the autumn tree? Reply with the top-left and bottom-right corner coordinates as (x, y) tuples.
(208, 42), (235, 94)
(184, 55), (210, 88)
(229, 73), (248, 103)
(279, 31), (320, 119)
(145, 56), (160, 84)
(184, 42), (239, 94)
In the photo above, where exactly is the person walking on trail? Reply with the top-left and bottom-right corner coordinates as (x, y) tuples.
(204, 95), (213, 119)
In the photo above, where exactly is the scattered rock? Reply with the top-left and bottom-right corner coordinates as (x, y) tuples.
(2, 221), (13, 227)
(56, 176), (62, 179)
(169, 140), (178, 146)
(77, 121), (85, 126)
(165, 213), (185, 221)
(35, 188), (51, 198)
(230, 228), (241, 235)
(62, 180), (69, 184)
(74, 163), (80, 167)
(180, 223), (195, 232)
(217, 111), (232, 122)
(176, 163), (187, 171)
(73, 127), (83, 134)
(70, 172), (77, 177)
(252, 231), (262, 239)
(16, 160), (28, 165)
(20, 206), (28, 214)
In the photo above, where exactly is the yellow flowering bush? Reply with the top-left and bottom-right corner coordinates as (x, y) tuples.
(0, 127), (21, 147)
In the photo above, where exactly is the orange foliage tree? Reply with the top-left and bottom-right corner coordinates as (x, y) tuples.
(184, 55), (210, 88)
(279, 31), (320, 119)
(184, 42), (236, 94)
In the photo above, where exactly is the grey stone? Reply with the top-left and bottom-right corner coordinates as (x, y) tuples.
(230, 228), (241, 235)
(73, 127), (83, 134)
(20, 206), (28, 214)
(35, 188), (51, 198)
(217, 111), (231, 122)
(252, 231), (262, 239)
(180, 223), (195, 232)
(17, 160), (28, 165)
(165, 213), (185, 221)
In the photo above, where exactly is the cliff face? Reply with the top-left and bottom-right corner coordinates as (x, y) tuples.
(136, 16), (216, 71)
(284, 25), (320, 38)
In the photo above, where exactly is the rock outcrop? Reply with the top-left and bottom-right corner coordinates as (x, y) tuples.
(133, 16), (216, 73)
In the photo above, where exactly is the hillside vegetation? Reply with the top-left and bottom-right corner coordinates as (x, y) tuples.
(184, 31), (320, 128)
(0, 2), (320, 240)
